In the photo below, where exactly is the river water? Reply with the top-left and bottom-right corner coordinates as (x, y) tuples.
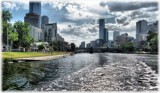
(3, 53), (158, 91)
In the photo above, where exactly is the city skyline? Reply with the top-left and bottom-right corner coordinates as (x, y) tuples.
(2, 0), (158, 46)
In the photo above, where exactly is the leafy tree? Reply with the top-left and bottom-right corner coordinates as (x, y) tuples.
(38, 44), (45, 51)
(50, 41), (57, 51)
(8, 29), (18, 51)
(14, 21), (33, 50)
(147, 31), (158, 52)
(149, 35), (158, 52)
(121, 42), (135, 52)
(147, 31), (157, 41)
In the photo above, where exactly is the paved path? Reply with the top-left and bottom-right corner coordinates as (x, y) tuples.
(15, 54), (70, 61)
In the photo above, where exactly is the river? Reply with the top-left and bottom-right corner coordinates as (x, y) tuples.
(3, 53), (158, 91)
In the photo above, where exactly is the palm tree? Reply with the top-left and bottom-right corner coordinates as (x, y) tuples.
(2, 10), (12, 22)
(2, 10), (12, 51)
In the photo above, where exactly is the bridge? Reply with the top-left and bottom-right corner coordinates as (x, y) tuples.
(75, 47), (122, 53)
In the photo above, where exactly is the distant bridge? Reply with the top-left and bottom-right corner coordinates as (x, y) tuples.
(75, 47), (122, 53)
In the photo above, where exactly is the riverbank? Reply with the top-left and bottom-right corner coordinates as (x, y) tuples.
(14, 53), (71, 61)
(2, 52), (73, 62)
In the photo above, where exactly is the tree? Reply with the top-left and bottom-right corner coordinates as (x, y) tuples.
(147, 31), (157, 41)
(149, 35), (158, 52)
(2, 10), (12, 22)
(50, 41), (57, 51)
(38, 44), (45, 51)
(2, 10), (12, 45)
(14, 21), (33, 50)
(71, 43), (76, 52)
(121, 42), (135, 52)
(8, 29), (18, 51)
(147, 32), (158, 52)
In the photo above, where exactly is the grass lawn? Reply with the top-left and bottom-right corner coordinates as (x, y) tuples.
(2, 52), (69, 59)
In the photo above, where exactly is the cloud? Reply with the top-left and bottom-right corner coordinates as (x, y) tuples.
(2, 0), (158, 46)
(2, 1), (29, 11)
(115, 15), (131, 26)
(2, 1), (19, 10)
(100, 1), (158, 12)
(41, 0), (114, 26)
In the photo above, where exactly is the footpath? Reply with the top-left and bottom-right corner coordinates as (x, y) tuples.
(14, 53), (71, 61)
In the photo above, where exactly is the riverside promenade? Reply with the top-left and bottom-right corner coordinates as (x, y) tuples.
(14, 53), (71, 61)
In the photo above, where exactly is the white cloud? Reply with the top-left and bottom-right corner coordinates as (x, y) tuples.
(2, 0), (158, 46)
(2, 1), (19, 10)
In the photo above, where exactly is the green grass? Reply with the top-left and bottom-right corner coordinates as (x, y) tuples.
(2, 52), (69, 59)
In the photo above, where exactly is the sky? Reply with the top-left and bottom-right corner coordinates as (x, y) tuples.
(2, 0), (159, 46)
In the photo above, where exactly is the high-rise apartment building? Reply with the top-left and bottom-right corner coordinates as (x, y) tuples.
(136, 20), (148, 42)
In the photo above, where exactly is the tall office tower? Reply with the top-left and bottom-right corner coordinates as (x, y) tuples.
(104, 28), (108, 43)
(99, 19), (105, 40)
(41, 16), (49, 29)
(29, 2), (41, 15)
(113, 31), (120, 42)
(136, 20), (148, 42)
(24, 13), (40, 28)
(43, 23), (57, 42)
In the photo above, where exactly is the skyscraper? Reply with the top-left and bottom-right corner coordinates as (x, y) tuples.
(113, 31), (120, 42)
(43, 23), (57, 42)
(29, 2), (41, 15)
(136, 20), (148, 42)
(104, 28), (108, 42)
(24, 13), (40, 28)
(99, 19), (105, 40)
(24, 1), (41, 28)
(41, 16), (49, 29)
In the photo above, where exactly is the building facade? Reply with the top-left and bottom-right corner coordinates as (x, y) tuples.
(136, 20), (148, 42)
(148, 21), (158, 33)
(104, 28), (108, 43)
(24, 13), (40, 28)
(30, 26), (43, 42)
(43, 23), (57, 42)
(99, 19), (105, 40)
(29, 2), (41, 15)
(113, 31), (120, 42)
(116, 33), (134, 46)
(80, 41), (85, 48)
(57, 34), (64, 42)
(41, 15), (49, 29)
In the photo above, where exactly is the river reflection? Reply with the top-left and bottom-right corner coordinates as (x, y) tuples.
(2, 53), (158, 91)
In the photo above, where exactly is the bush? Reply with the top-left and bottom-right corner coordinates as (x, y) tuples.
(121, 42), (135, 52)
(38, 44), (45, 51)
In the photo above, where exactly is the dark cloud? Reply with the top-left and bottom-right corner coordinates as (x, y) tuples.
(60, 24), (98, 38)
(115, 16), (130, 25)
(100, 1), (158, 12)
